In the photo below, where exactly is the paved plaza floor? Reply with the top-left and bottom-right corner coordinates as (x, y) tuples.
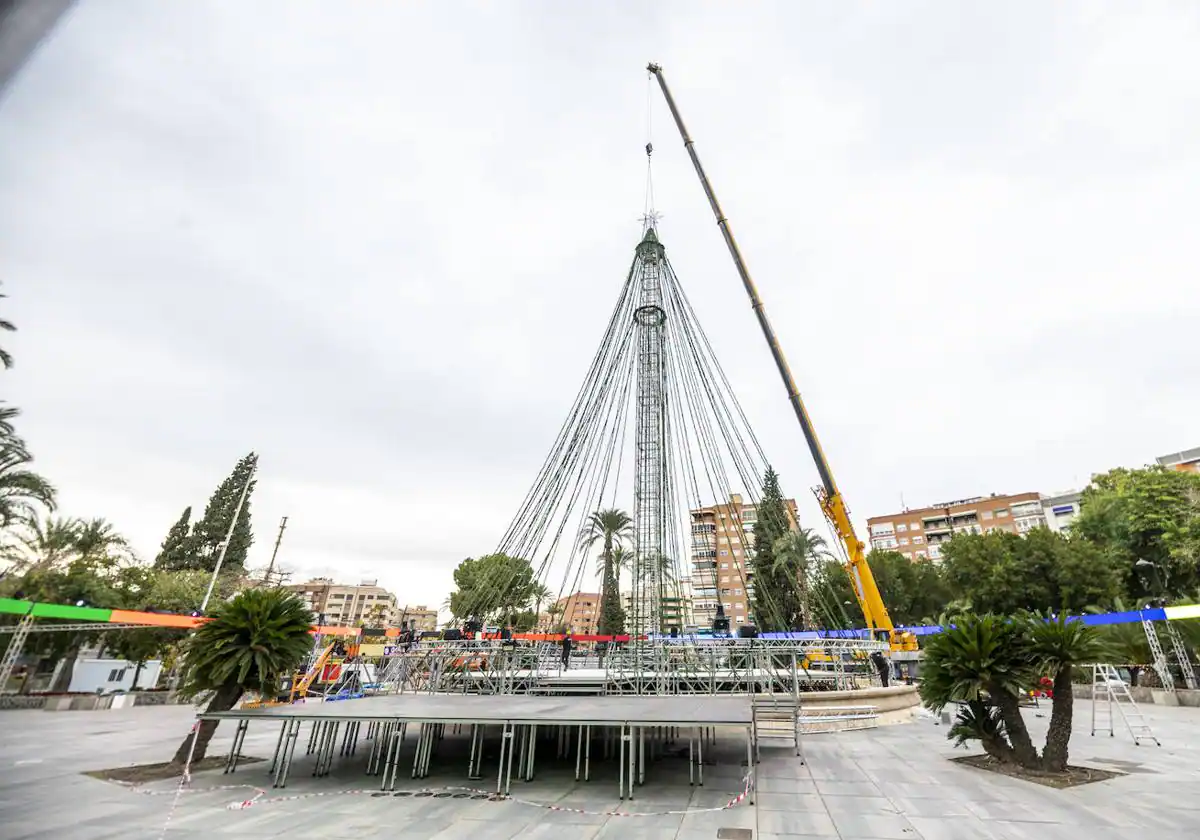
(0, 698), (1196, 839)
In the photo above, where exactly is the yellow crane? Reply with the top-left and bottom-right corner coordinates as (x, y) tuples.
(647, 63), (916, 652)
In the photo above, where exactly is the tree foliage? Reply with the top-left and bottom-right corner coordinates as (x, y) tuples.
(1075, 465), (1200, 598)
(447, 553), (537, 624)
(0, 410), (56, 529)
(920, 612), (1109, 772)
(163, 453), (257, 574)
(579, 508), (632, 635)
(154, 507), (194, 570)
(171, 588), (313, 764)
(940, 529), (1123, 616)
(750, 467), (795, 631)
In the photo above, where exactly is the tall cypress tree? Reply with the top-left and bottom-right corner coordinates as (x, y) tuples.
(189, 452), (258, 573)
(154, 506), (195, 570)
(751, 466), (793, 631)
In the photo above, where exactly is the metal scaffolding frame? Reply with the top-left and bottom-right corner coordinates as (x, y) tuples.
(363, 637), (886, 699)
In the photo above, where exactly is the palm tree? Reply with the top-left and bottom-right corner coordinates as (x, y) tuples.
(1030, 613), (1111, 771)
(594, 545), (634, 590)
(579, 509), (632, 635)
(13, 516), (81, 572)
(920, 613), (1041, 768)
(769, 528), (829, 630)
(170, 588), (314, 765)
(1, 286), (15, 370)
(0, 440), (56, 529)
(74, 518), (130, 562)
(529, 583), (553, 624)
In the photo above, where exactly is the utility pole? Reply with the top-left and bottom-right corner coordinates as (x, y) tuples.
(264, 516), (289, 585)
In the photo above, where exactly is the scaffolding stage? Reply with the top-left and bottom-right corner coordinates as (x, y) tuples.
(204, 693), (757, 801)
(368, 638), (887, 697)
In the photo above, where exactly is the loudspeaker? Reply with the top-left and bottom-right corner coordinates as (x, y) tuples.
(712, 616), (731, 634)
(737, 624), (759, 639)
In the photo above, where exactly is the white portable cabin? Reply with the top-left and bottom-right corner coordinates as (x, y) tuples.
(67, 659), (162, 694)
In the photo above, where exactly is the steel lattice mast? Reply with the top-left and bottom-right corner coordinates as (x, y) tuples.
(631, 226), (669, 635)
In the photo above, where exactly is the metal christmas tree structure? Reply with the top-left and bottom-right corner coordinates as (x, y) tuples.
(631, 226), (669, 635)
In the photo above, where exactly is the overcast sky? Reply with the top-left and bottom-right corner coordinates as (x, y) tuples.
(2, 1), (1198, 611)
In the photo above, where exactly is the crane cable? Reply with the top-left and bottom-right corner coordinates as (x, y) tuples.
(644, 70), (657, 226)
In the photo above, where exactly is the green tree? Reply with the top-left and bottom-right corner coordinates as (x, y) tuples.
(807, 556), (859, 629)
(170, 588), (313, 765)
(750, 468), (797, 631)
(859, 550), (953, 627)
(447, 553), (537, 624)
(1030, 615), (1110, 770)
(762, 528), (827, 630)
(185, 453), (258, 573)
(579, 509), (632, 636)
(0, 431), (56, 529)
(594, 545), (633, 591)
(1074, 465), (1200, 598)
(75, 518), (130, 562)
(1, 284), (15, 370)
(108, 568), (211, 688)
(153, 507), (195, 570)
(940, 529), (1123, 616)
(920, 612), (1109, 772)
(360, 603), (390, 629)
(529, 583), (553, 622)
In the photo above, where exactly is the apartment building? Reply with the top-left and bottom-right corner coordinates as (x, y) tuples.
(552, 591), (600, 635)
(1158, 447), (1200, 474)
(622, 576), (693, 635)
(690, 493), (799, 630)
(284, 578), (398, 627)
(394, 605), (439, 633)
(867, 492), (1046, 562)
(1041, 490), (1083, 533)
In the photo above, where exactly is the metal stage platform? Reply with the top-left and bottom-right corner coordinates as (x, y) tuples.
(204, 693), (757, 801)
(372, 637), (886, 697)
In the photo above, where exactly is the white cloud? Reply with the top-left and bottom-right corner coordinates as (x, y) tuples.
(2, 1), (1197, 610)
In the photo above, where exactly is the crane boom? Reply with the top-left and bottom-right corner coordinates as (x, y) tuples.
(646, 63), (907, 648)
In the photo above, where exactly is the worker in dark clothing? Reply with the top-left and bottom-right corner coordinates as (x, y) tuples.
(870, 651), (891, 687)
(560, 631), (573, 670)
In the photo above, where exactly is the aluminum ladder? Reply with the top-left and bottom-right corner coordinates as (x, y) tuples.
(1165, 624), (1197, 690)
(0, 614), (36, 693)
(1141, 618), (1176, 692)
(1090, 663), (1159, 746)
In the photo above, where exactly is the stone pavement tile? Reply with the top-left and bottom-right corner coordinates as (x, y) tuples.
(989, 823), (1144, 840)
(427, 818), (526, 840)
(964, 800), (1065, 823)
(904, 815), (1007, 840)
(812, 779), (881, 797)
(888, 796), (974, 818)
(753, 791), (824, 812)
(828, 811), (920, 839)
(679, 803), (755, 831)
(514, 822), (604, 839)
(821, 794), (902, 816)
(875, 780), (983, 801)
(389, 817), (466, 838)
(591, 813), (684, 835)
(755, 776), (818, 794)
(757, 809), (838, 836)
